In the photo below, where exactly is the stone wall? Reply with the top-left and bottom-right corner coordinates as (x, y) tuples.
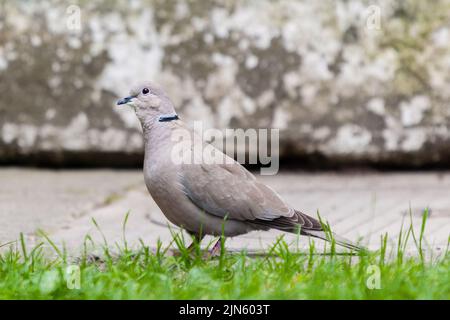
(1, 0), (450, 167)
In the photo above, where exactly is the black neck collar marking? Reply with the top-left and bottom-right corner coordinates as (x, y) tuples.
(158, 114), (179, 122)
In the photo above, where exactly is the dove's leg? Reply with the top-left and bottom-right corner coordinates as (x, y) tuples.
(208, 237), (225, 257)
(172, 232), (204, 257)
(187, 232), (205, 251)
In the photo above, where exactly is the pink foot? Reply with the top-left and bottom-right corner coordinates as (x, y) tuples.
(208, 238), (224, 257)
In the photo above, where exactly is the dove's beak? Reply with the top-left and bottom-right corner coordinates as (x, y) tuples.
(117, 95), (136, 105)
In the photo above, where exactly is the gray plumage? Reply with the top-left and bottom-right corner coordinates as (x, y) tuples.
(117, 82), (362, 251)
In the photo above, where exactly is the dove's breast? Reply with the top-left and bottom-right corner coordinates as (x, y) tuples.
(143, 158), (252, 236)
(141, 124), (254, 236)
(143, 147), (185, 225)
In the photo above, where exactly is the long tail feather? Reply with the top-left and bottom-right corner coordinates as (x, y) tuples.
(252, 209), (366, 252)
(306, 230), (365, 252)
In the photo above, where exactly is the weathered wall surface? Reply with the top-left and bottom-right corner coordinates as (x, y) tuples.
(1, 0), (450, 167)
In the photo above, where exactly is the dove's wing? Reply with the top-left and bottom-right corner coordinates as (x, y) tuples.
(180, 160), (363, 249)
(180, 160), (324, 235)
(178, 135), (323, 233)
(181, 161), (294, 221)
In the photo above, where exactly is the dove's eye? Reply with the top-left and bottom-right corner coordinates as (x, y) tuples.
(142, 88), (149, 95)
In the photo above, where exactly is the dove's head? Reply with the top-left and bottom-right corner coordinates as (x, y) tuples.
(117, 81), (177, 124)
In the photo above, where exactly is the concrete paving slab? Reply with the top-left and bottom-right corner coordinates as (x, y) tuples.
(47, 172), (450, 256)
(1, 169), (449, 256)
(0, 168), (142, 244)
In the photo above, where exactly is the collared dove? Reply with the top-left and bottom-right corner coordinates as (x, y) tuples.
(117, 82), (362, 252)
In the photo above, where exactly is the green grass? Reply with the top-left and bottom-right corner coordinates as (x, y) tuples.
(0, 213), (448, 300)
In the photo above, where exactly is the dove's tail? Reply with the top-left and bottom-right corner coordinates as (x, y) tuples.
(304, 230), (365, 252)
(252, 209), (365, 252)
(288, 210), (365, 252)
